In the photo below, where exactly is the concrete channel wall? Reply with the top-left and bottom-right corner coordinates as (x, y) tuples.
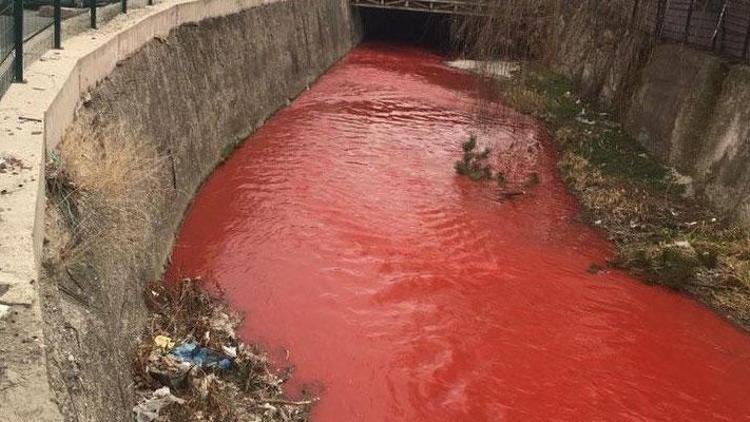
(0, 0), (361, 420)
(625, 46), (750, 226)
(550, 0), (750, 226)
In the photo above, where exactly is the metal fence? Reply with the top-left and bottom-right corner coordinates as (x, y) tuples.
(0, 0), (60, 99)
(642, 0), (750, 60)
(0, 1), (16, 97)
(0, 0), (153, 101)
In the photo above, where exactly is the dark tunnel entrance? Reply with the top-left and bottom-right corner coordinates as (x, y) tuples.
(358, 8), (454, 50)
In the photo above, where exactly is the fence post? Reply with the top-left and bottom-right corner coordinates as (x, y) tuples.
(684, 0), (694, 43)
(90, 0), (97, 28)
(53, 0), (61, 49)
(12, 0), (23, 82)
(121, 0), (127, 14)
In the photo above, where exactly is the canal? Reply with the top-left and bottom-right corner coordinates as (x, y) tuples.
(167, 44), (750, 421)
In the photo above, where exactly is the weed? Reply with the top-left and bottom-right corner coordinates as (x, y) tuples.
(51, 121), (168, 269)
(46, 151), (80, 242)
(524, 172), (540, 187)
(496, 172), (506, 187)
(455, 135), (493, 181)
(220, 141), (238, 161)
(587, 262), (606, 274)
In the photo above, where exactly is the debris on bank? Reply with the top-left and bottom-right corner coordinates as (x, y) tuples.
(0, 155), (31, 173)
(134, 387), (186, 422)
(133, 278), (315, 422)
(466, 64), (750, 329)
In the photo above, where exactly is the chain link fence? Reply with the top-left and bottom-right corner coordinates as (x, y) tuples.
(0, 0), (15, 97)
(0, 0), (155, 101)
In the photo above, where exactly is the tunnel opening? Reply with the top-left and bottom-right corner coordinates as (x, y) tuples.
(358, 8), (454, 51)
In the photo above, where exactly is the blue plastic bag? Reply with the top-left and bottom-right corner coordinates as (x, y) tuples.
(171, 341), (232, 369)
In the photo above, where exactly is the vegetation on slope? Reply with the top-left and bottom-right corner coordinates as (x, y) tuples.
(498, 68), (750, 329)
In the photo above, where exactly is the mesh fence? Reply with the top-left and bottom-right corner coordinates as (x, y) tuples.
(0, 0), (14, 99)
(23, 6), (53, 42)
(0, 0), (157, 101)
(24, 17), (52, 64)
(0, 2), (13, 63)
(640, 0), (750, 60)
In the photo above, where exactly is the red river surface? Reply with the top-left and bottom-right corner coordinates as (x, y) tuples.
(167, 44), (750, 421)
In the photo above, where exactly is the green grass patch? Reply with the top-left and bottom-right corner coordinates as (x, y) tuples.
(575, 128), (671, 191)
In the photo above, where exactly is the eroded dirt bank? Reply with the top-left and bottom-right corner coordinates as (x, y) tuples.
(41, 1), (360, 420)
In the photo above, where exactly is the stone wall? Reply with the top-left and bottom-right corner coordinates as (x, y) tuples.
(695, 65), (750, 225)
(550, 0), (652, 107)
(624, 45), (727, 173)
(622, 46), (750, 224)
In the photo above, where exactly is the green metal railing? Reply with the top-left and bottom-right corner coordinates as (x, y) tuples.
(0, 0), (155, 100)
(0, 0), (18, 96)
(0, 0), (59, 98)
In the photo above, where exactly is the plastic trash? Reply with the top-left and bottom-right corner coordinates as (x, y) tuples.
(221, 345), (237, 358)
(132, 386), (185, 422)
(171, 341), (232, 369)
(153, 335), (175, 350)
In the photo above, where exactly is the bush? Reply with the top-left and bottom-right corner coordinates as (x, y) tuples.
(455, 135), (493, 181)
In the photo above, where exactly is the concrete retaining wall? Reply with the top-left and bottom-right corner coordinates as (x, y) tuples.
(624, 44), (726, 173)
(0, 0), (360, 420)
(701, 66), (750, 225)
(549, 1), (750, 226)
(622, 45), (750, 225)
(550, 0), (652, 106)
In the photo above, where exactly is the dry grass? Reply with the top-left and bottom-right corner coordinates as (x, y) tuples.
(502, 85), (546, 115)
(46, 120), (168, 269)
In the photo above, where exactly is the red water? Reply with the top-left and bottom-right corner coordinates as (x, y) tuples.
(167, 44), (750, 421)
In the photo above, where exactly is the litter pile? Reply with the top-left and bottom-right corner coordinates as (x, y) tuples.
(133, 278), (315, 422)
